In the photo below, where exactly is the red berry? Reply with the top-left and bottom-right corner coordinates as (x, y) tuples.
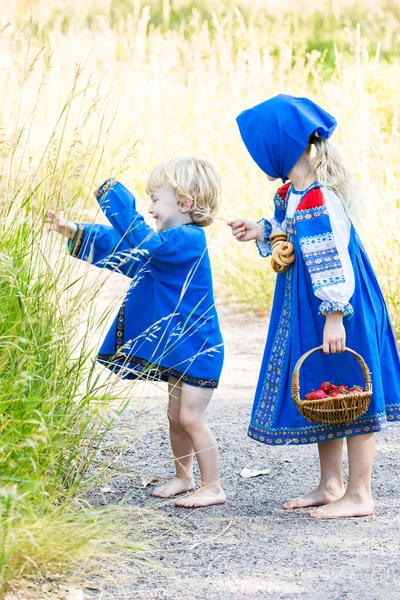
(329, 391), (343, 397)
(337, 385), (349, 394)
(328, 383), (338, 393)
(305, 390), (327, 401)
(319, 381), (331, 394)
(350, 385), (364, 393)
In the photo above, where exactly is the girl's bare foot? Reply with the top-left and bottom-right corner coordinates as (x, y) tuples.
(310, 493), (374, 519)
(174, 487), (226, 508)
(152, 476), (195, 498)
(283, 483), (345, 509)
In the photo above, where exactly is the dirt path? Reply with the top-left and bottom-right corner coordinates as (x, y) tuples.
(84, 275), (400, 600)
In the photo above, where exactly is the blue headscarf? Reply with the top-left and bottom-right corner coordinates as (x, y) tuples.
(236, 94), (337, 182)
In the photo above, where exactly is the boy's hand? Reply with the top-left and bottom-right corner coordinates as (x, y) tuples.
(323, 312), (345, 354)
(227, 218), (263, 243)
(45, 210), (77, 239)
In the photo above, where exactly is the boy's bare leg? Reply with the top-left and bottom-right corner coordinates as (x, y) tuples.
(311, 433), (374, 519)
(283, 438), (345, 509)
(174, 383), (226, 508)
(153, 378), (195, 497)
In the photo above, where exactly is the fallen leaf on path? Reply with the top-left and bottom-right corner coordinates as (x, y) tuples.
(141, 477), (160, 488)
(58, 585), (85, 600)
(240, 468), (270, 478)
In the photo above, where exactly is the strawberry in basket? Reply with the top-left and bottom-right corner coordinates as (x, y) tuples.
(305, 389), (328, 401)
(305, 382), (364, 401)
(349, 385), (364, 393)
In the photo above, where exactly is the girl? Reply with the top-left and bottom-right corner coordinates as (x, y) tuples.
(46, 157), (226, 508)
(229, 94), (400, 519)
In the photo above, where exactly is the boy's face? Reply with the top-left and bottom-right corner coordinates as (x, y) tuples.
(148, 182), (191, 231)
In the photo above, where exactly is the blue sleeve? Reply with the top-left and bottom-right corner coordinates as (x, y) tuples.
(255, 185), (288, 258)
(67, 223), (140, 278)
(94, 178), (178, 272)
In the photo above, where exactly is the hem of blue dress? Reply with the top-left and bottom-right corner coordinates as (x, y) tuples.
(248, 411), (399, 445)
(97, 353), (220, 388)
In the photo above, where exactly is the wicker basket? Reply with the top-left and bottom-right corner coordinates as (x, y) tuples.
(292, 346), (373, 425)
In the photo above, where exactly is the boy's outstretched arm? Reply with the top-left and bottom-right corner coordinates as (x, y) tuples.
(95, 178), (178, 272)
(44, 209), (140, 278)
(45, 210), (77, 238)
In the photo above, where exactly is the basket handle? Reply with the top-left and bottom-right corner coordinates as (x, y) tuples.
(291, 346), (373, 397)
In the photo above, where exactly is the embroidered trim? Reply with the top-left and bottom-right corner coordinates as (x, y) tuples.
(255, 218), (272, 258)
(251, 266), (293, 429)
(295, 205), (328, 222)
(318, 300), (354, 318)
(115, 303), (126, 351)
(97, 353), (219, 388)
(248, 413), (391, 445)
(299, 232), (345, 292)
(285, 217), (295, 238)
(274, 182), (291, 210)
(386, 404), (400, 421)
(94, 177), (117, 199)
(68, 224), (85, 258)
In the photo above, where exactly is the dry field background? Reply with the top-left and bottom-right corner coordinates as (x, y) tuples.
(2, 0), (400, 325)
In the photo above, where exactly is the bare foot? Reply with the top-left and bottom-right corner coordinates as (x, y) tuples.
(152, 477), (195, 498)
(174, 487), (227, 508)
(310, 493), (374, 519)
(283, 484), (345, 509)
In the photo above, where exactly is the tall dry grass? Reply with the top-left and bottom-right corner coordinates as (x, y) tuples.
(3, 0), (399, 329)
(0, 25), (154, 593)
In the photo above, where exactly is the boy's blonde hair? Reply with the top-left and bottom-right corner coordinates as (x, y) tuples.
(146, 156), (221, 227)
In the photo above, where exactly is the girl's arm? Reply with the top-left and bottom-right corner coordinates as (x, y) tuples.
(295, 187), (354, 353)
(228, 183), (288, 256)
(94, 178), (178, 272)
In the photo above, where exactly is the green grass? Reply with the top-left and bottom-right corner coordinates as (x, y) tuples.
(0, 42), (148, 593)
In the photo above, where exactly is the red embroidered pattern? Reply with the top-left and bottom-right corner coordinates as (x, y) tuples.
(297, 187), (324, 211)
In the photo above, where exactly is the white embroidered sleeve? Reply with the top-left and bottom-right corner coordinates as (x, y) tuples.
(314, 188), (355, 316)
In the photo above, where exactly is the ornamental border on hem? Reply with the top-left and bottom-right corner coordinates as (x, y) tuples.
(97, 353), (219, 388)
(248, 418), (389, 445)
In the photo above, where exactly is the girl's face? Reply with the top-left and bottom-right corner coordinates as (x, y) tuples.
(148, 182), (191, 231)
(267, 175), (277, 182)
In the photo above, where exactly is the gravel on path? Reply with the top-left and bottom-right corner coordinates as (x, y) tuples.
(82, 274), (400, 600)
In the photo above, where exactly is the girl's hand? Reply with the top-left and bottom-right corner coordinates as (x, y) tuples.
(227, 218), (263, 243)
(323, 312), (345, 354)
(45, 210), (77, 239)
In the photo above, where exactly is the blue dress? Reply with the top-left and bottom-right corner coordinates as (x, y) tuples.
(249, 181), (400, 445)
(68, 178), (224, 388)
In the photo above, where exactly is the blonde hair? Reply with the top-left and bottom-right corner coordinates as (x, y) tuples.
(146, 156), (221, 227)
(308, 133), (359, 221)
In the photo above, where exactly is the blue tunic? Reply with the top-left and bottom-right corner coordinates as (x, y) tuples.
(68, 178), (224, 388)
(249, 182), (400, 445)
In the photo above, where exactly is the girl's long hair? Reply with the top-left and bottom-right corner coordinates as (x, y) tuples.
(308, 132), (359, 221)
